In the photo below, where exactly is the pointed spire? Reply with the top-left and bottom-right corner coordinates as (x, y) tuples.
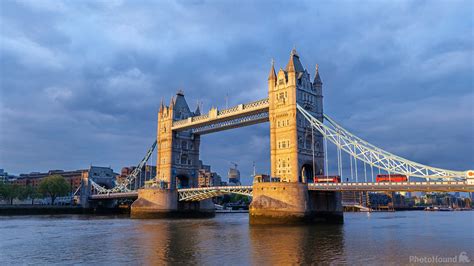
(194, 100), (201, 115)
(268, 58), (277, 80)
(313, 64), (322, 85)
(286, 54), (295, 73)
(169, 95), (175, 108)
(160, 97), (164, 108)
(291, 46), (298, 56)
(285, 48), (304, 73)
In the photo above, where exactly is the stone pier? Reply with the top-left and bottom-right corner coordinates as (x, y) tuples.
(130, 188), (214, 219)
(249, 182), (343, 224)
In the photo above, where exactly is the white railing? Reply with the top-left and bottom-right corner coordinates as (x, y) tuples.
(178, 186), (253, 201)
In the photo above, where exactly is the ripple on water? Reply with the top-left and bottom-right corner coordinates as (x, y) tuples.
(0, 211), (472, 264)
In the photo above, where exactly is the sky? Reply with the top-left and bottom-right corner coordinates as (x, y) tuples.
(0, 0), (473, 183)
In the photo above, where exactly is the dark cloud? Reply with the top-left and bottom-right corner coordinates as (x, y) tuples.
(1, 0), (473, 181)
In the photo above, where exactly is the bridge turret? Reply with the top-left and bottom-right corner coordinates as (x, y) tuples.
(313, 64), (323, 120)
(169, 95), (175, 110)
(194, 101), (201, 116)
(285, 48), (304, 87)
(313, 64), (322, 86)
(159, 98), (165, 112)
(268, 59), (277, 82)
(172, 90), (193, 121)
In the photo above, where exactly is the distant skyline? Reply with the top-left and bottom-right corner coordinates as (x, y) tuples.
(1, 1), (473, 180)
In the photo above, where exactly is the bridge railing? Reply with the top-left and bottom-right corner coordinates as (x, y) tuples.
(218, 105), (240, 116)
(308, 181), (468, 186)
(242, 98), (269, 109)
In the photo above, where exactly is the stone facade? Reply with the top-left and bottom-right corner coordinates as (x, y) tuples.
(250, 182), (343, 224)
(268, 49), (324, 183)
(156, 91), (201, 189)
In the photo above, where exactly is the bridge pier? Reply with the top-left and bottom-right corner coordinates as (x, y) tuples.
(130, 188), (215, 218)
(249, 182), (343, 224)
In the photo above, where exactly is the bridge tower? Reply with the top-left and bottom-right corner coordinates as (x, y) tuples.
(156, 91), (201, 189)
(131, 91), (214, 218)
(268, 49), (325, 182)
(250, 49), (343, 224)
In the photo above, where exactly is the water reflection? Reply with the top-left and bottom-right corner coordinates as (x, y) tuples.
(249, 224), (345, 265)
(135, 221), (201, 265)
(0, 212), (472, 265)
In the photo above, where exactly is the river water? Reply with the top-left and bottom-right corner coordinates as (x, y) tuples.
(0, 211), (473, 265)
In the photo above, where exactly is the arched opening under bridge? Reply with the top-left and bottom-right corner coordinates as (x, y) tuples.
(176, 174), (190, 189)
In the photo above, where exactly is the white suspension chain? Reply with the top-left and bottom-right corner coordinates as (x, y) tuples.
(296, 104), (470, 180)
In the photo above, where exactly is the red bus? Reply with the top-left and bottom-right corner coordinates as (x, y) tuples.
(376, 174), (407, 182)
(314, 175), (341, 183)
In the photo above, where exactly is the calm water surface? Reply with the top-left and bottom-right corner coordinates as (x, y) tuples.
(0, 212), (473, 265)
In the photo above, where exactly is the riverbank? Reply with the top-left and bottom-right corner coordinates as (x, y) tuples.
(0, 205), (129, 215)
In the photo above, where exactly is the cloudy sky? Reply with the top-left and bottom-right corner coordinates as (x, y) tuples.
(1, 0), (473, 182)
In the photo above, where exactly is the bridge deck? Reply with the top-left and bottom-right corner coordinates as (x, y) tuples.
(89, 192), (138, 200)
(308, 181), (473, 192)
(89, 182), (474, 201)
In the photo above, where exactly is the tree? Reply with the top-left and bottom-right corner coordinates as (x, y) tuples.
(0, 183), (21, 205)
(38, 175), (70, 205)
(19, 185), (41, 205)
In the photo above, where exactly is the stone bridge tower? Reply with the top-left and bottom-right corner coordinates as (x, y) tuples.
(132, 91), (213, 218)
(250, 49), (342, 224)
(156, 91), (201, 189)
(268, 49), (324, 183)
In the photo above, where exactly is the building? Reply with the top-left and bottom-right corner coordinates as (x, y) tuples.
(228, 164), (240, 185)
(0, 169), (14, 183)
(197, 161), (222, 187)
(13, 169), (85, 191)
(10, 166), (117, 193)
(116, 165), (157, 190)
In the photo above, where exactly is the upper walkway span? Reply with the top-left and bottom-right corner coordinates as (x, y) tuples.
(171, 98), (269, 134)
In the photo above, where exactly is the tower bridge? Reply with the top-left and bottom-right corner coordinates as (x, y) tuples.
(82, 49), (473, 223)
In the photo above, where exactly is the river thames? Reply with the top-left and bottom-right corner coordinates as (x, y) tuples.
(0, 211), (473, 265)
